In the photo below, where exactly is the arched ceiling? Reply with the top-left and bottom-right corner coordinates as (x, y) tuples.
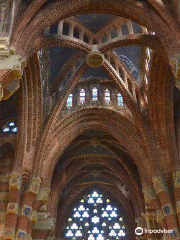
(1, 1), (180, 239)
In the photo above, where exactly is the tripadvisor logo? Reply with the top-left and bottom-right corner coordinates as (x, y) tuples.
(135, 227), (143, 235)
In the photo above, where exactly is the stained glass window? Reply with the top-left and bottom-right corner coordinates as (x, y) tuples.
(64, 190), (127, 240)
(80, 89), (86, 104)
(2, 122), (17, 133)
(92, 87), (98, 101)
(117, 93), (123, 107)
(67, 94), (73, 107)
(104, 89), (110, 104)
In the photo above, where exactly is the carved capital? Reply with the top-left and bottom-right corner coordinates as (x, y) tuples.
(36, 187), (50, 204)
(143, 186), (157, 204)
(9, 173), (21, 190)
(21, 205), (32, 218)
(7, 203), (18, 215)
(29, 177), (42, 194)
(169, 54), (180, 90)
(176, 201), (180, 214)
(3, 228), (15, 240)
(173, 170), (180, 188)
(16, 230), (27, 240)
(152, 175), (167, 194)
(162, 204), (174, 216)
(156, 209), (165, 223)
(30, 211), (38, 224)
(25, 234), (32, 240)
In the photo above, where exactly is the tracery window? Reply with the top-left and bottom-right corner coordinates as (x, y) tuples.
(65, 190), (126, 240)
(80, 89), (86, 104)
(104, 89), (111, 104)
(2, 122), (17, 133)
(67, 94), (73, 107)
(117, 93), (123, 106)
(92, 87), (98, 101)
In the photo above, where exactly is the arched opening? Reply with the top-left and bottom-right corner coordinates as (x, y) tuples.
(64, 190), (127, 240)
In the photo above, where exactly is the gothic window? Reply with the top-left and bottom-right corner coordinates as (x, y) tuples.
(80, 89), (86, 104)
(92, 87), (98, 101)
(65, 190), (126, 240)
(104, 89), (110, 104)
(2, 122), (17, 133)
(67, 94), (73, 107)
(117, 93), (123, 106)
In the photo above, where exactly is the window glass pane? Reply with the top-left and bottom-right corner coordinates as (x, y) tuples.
(92, 87), (98, 101)
(117, 93), (123, 106)
(67, 94), (73, 107)
(64, 190), (127, 240)
(80, 89), (86, 104)
(104, 89), (110, 104)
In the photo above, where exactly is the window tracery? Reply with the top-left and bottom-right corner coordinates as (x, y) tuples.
(2, 122), (17, 133)
(65, 191), (126, 240)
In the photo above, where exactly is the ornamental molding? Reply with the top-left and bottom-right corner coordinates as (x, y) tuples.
(176, 201), (180, 213)
(0, 37), (26, 101)
(9, 172), (21, 190)
(173, 170), (180, 188)
(142, 186), (157, 204)
(30, 211), (38, 224)
(16, 229), (27, 240)
(21, 204), (32, 218)
(7, 203), (18, 215)
(3, 228), (15, 240)
(162, 203), (174, 216)
(36, 187), (50, 204)
(156, 209), (165, 223)
(29, 177), (42, 194)
(152, 175), (167, 194)
(169, 54), (180, 90)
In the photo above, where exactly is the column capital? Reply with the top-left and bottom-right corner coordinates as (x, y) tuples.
(21, 204), (33, 218)
(152, 175), (168, 194)
(169, 54), (180, 90)
(29, 176), (42, 195)
(16, 229), (27, 240)
(173, 170), (180, 188)
(9, 172), (21, 190)
(156, 209), (165, 223)
(3, 228), (15, 240)
(36, 187), (50, 204)
(7, 203), (19, 215)
(143, 186), (157, 204)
